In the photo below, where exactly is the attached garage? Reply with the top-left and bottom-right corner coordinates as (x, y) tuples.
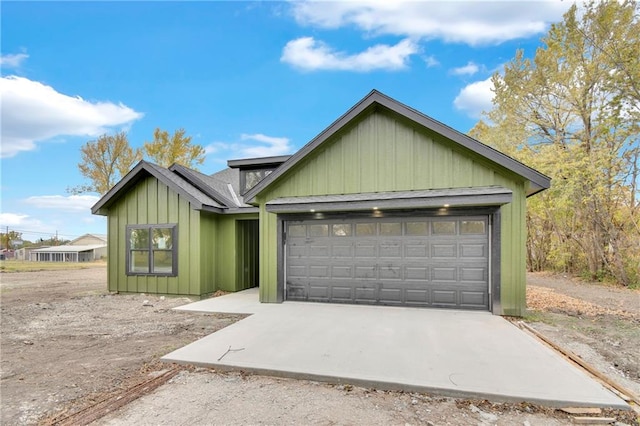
(245, 90), (550, 316)
(285, 215), (490, 309)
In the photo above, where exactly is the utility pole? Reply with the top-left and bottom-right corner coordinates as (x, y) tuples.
(5, 226), (9, 251)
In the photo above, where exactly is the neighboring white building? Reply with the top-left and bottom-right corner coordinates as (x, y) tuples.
(30, 234), (107, 262)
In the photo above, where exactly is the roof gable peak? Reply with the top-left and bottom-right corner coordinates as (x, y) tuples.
(243, 89), (550, 202)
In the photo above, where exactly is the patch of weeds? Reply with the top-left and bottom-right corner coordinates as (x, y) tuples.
(522, 310), (556, 325)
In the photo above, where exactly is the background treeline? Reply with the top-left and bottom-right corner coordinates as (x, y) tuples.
(471, 1), (639, 286)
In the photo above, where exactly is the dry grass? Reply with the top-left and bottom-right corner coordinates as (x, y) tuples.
(0, 259), (106, 273)
(527, 285), (639, 320)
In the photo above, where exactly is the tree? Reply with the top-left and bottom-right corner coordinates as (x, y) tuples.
(471, 1), (640, 286)
(143, 128), (205, 169)
(0, 230), (22, 250)
(73, 132), (142, 195)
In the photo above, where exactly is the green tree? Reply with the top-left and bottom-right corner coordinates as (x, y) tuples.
(143, 128), (205, 169)
(471, 0), (640, 286)
(73, 132), (142, 195)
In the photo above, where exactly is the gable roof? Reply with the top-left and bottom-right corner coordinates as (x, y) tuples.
(244, 89), (551, 202)
(91, 160), (253, 216)
(69, 233), (108, 245)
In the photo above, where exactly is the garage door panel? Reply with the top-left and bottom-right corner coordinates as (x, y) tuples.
(432, 289), (457, 305)
(331, 286), (354, 301)
(379, 265), (402, 280)
(288, 244), (307, 258)
(460, 291), (486, 307)
(460, 243), (486, 258)
(355, 265), (377, 279)
(309, 265), (329, 277)
(288, 265), (307, 278)
(287, 283), (308, 300)
(286, 216), (489, 310)
(404, 266), (429, 280)
(331, 265), (353, 278)
(379, 286), (403, 303)
(431, 244), (457, 258)
(405, 242), (428, 258)
(432, 267), (457, 281)
(379, 242), (402, 258)
(405, 288), (430, 304)
(355, 242), (376, 258)
(460, 267), (486, 282)
(354, 286), (376, 302)
(308, 285), (330, 299)
(309, 245), (330, 257)
(332, 244), (353, 257)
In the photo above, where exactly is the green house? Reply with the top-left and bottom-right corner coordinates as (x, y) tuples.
(92, 90), (550, 316)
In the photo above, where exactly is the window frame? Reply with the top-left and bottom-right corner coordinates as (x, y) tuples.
(125, 224), (178, 276)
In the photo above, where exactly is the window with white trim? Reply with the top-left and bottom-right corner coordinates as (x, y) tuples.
(126, 224), (177, 276)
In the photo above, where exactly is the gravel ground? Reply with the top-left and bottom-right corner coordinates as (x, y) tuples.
(0, 266), (638, 425)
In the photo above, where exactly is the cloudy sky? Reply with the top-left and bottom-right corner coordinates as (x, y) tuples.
(1, 1), (570, 242)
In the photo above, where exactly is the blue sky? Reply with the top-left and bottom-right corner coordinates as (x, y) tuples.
(1, 1), (571, 243)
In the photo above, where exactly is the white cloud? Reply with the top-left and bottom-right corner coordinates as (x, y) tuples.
(0, 76), (143, 158)
(451, 61), (480, 76)
(423, 55), (439, 68)
(281, 37), (418, 72)
(0, 213), (32, 227)
(0, 53), (29, 68)
(454, 77), (495, 118)
(291, 1), (569, 45)
(240, 133), (293, 157)
(204, 133), (294, 160)
(23, 194), (100, 212)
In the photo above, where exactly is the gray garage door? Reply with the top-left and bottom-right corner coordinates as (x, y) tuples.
(285, 216), (489, 310)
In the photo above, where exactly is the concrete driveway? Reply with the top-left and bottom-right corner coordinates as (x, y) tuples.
(162, 288), (628, 409)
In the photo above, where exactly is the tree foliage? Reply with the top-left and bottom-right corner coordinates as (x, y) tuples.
(143, 128), (205, 169)
(74, 132), (142, 195)
(74, 128), (206, 195)
(471, 0), (640, 286)
(0, 231), (23, 249)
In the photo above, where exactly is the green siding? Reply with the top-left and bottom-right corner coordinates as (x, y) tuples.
(107, 177), (202, 295)
(257, 110), (529, 315)
(105, 176), (260, 296)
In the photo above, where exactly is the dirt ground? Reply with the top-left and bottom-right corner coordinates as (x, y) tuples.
(1, 266), (638, 425)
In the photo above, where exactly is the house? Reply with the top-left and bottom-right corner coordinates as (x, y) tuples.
(30, 233), (107, 262)
(92, 90), (550, 316)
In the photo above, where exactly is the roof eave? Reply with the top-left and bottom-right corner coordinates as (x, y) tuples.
(91, 160), (211, 215)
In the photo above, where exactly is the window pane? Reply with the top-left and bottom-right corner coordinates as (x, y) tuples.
(131, 250), (149, 273)
(288, 225), (306, 237)
(432, 221), (456, 235)
(380, 222), (401, 236)
(309, 224), (328, 237)
(130, 229), (149, 249)
(153, 228), (173, 249)
(153, 251), (173, 273)
(332, 224), (351, 237)
(406, 222), (428, 236)
(244, 171), (262, 191)
(461, 220), (485, 235)
(356, 223), (376, 236)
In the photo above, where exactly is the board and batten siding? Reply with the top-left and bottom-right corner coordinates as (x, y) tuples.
(257, 109), (529, 315)
(212, 214), (259, 292)
(107, 176), (204, 295)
